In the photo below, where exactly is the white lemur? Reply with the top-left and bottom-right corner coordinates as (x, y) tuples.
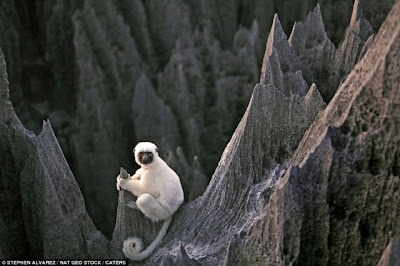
(116, 142), (184, 261)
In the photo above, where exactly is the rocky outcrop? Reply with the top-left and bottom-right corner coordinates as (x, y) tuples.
(69, 0), (259, 235)
(159, 142), (209, 203)
(0, 47), (28, 259)
(260, 0), (380, 103)
(355, 0), (396, 32)
(328, 0), (375, 102)
(0, 48), (111, 258)
(145, 1), (400, 264)
(1, 1), (399, 264)
(260, 14), (312, 97)
(1, 0), (386, 238)
(21, 120), (112, 258)
(378, 238), (400, 266)
(71, 2), (133, 236)
(157, 23), (259, 171)
(288, 4), (336, 102)
(144, 80), (325, 265)
(226, 2), (400, 264)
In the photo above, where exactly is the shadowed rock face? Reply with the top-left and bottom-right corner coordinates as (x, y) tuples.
(224, 2), (400, 265)
(328, 0), (375, 102)
(144, 82), (326, 265)
(1, 1), (399, 264)
(1, 0), (396, 238)
(378, 238), (400, 266)
(0, 48), (111, 259)
(69, 0), (261, 236)
(289, 4), (336, 101)
(0, 0), (361, 237)
(260, 0), (382, 104)
(0, 47), (30, 259)
(146, 2), (400, 264)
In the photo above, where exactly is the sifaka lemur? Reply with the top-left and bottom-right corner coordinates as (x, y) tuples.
(116, 142), (184, 261)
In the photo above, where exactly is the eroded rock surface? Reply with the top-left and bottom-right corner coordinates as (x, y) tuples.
(0, 48), (111, 259)
(145, 79), (326, 265)
(0, 0), (360, 236)
(378, 238), (400, 266)
(1, 1), (399, 264)
(146, 1), (400, 264)
(227, 2), (400, 264)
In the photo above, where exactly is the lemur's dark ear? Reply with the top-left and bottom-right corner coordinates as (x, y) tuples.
(133, 149), (136, 153)
(156, 147), (159, 153)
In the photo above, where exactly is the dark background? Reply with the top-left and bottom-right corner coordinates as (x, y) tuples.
(0, 0), (355, 238)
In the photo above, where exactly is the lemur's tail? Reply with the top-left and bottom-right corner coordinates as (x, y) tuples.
(122, 216), (172, 261)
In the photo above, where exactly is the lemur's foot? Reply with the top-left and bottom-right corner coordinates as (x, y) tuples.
(126, 201), (138, 210)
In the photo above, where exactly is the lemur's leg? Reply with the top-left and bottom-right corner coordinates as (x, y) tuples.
(136, 193), (170, 222)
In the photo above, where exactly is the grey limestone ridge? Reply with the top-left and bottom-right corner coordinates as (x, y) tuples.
(0, 50), (112, 258)
(0, 1), (400, 265)
(0, 0), (360, 236)
(378, 238), (400, 266)
(0, 0), (395, 238)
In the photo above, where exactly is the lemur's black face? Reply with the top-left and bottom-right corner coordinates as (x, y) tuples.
(134, 142), (159, 166)
(138, 151), (154, 164)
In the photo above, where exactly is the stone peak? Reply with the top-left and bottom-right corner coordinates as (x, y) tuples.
(288, 4), (327, 45)
(350, 0), (363, 27)
(308, 4), (324, 28)
(265, 14), (287, 56)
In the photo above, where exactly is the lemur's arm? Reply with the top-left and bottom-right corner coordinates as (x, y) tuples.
(117, 176), (145, 197)
(131, 168), (143, 180)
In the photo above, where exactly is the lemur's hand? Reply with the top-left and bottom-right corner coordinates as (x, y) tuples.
(116, 175), (126, 191)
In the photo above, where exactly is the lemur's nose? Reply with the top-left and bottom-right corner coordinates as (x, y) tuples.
(142, 154), (150, 164)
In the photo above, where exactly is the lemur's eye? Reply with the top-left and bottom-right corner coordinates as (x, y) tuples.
(148, 153), (153, 157)
(138, 152), (143, 158)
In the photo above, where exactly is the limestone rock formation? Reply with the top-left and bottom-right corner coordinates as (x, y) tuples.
(261, 13), (312, 93)
(157, 23), (259, 172)
(69, 0), (260, 236)
(0, 47), (28, 259)
(260, 0), (379, 104)
(71, 0), (149, 236)
(289, 4), (336, 101)
(0, 48), (111, 259)
(1, 1), (399, 264)
(132, 73), (181, 150)
(227, 2), (400, 264)
(159, 142), (209, 203)
(355, 0), (396, 32)
(0, 0), (366, 237)
(378, 238), (400, 266)
(146, 71), (326, 265)
(146, 1), (400, 264)
(329, 0), (375, 101)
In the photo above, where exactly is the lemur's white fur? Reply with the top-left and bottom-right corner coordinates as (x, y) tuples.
(116, 142), (184, 261)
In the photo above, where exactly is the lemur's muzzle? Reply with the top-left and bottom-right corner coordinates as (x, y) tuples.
(140, 153), (153, 164)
